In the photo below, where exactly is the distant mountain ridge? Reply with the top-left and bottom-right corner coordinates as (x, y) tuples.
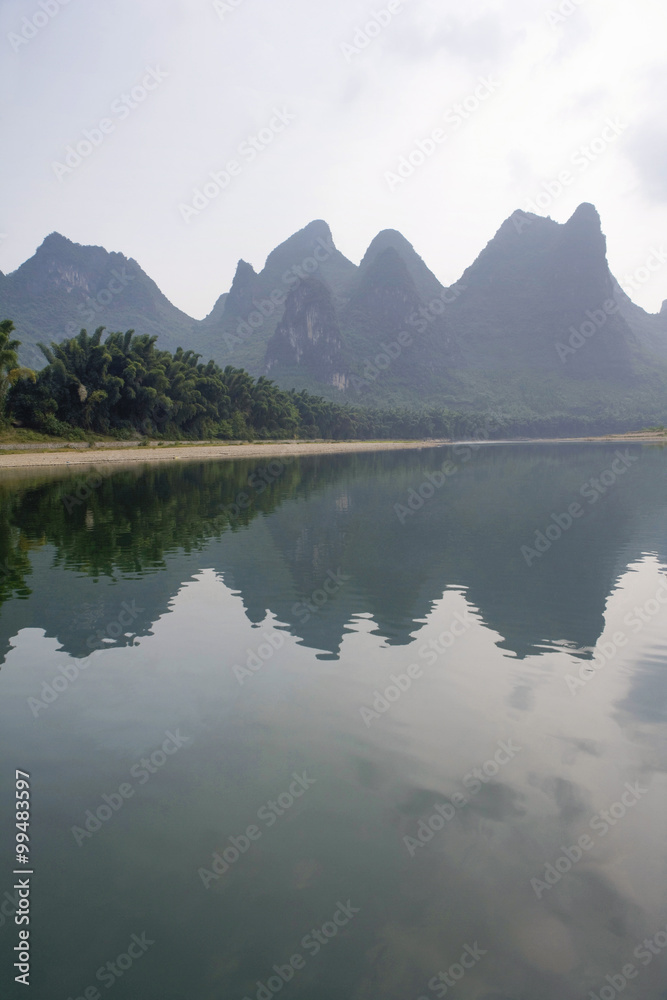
(3, 207), (667, 424)
(0, 232), (195, 369)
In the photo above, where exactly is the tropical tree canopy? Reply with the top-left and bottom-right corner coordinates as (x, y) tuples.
(0, 319), (35, 426)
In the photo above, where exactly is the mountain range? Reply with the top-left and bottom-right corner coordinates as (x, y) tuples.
(2, 205), (667, 424)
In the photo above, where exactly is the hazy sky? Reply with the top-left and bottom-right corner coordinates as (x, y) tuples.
(1, 0), (666, 318)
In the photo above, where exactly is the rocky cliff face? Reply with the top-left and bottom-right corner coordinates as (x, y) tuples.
(194, 220), (357, 375)
(265, 277), (346, 384)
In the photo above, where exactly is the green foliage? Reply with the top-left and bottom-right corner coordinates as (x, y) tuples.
(0, 319), (35, 426)
(9, 325), (367, 440)
(7, 323), (666, 443)
(10, 327), (277, 439)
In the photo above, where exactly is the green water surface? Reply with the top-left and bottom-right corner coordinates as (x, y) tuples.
(0, 444), (666, 1000)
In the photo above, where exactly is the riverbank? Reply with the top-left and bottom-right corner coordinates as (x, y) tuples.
(0, 438), (449, 469)
(0, 431), (664, 469)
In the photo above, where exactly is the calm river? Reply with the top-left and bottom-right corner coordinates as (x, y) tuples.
(0, 443), (666, 1000)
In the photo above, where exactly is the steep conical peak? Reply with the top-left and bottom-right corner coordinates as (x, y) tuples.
(359, 229), (444, 301)
(262, 220), (337, 273)
(40, 231), (73, 249)
(231, 259), (257, 283)
(564, 202), (602, 232)
(35, 232), (83, 260)
(223, 259), (258, 317)
(460, 206), (569, 287)
(34, 232), (130, 267)
(558, 201), (607, 269)
(360, 229), (418, 269)
(299, 219), (334, 244)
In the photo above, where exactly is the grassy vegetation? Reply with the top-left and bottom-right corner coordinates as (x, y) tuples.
(0, 426), (121, 446)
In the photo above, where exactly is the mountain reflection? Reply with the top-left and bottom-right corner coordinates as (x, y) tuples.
(1, 443), (665, 667)
(2, 444), (667, 1000)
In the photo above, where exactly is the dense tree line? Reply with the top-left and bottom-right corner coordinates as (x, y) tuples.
(1, 323), (494, 440)
(0, 319), (35, 426)
(1, 321), (663, 441)
(3, 324), (314, 439)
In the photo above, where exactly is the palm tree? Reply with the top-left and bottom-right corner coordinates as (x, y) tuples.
(0, 320), (35, 425)
(38, 327), (118, 430)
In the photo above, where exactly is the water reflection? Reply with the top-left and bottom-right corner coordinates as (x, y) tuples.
(1, 444), (666, 664)
(0, 444), (665, 1000)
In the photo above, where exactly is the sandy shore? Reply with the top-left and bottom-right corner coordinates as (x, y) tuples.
(0, 438), (450, 470)
(0, 432), (664, 471)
